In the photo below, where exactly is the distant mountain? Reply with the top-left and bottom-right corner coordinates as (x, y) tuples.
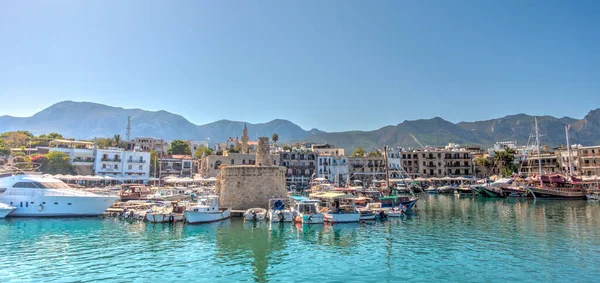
(0, 101), (323, 142)
(1, 101), (599, 151)
(304, 110), (600, 151)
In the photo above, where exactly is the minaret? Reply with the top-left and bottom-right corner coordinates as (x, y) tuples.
(241, 123), (249, 154)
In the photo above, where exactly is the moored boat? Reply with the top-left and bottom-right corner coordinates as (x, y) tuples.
(290, 196), (325, 224)
(145, 201), (187, 223)
(184, 195), (231, 224)
(244, 207), (267, 221)
(267, 198), (293, 222)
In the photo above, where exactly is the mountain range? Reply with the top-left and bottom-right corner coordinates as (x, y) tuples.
(1, 101), (599, 151)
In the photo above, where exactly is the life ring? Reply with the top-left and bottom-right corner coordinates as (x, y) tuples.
(38, 204), (43, 212)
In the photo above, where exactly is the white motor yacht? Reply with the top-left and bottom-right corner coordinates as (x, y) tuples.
(184, 195), (231, 224)
(267, 198), (294, 222)
(290, 196), (324, 224)
(0, 173), (119, 217)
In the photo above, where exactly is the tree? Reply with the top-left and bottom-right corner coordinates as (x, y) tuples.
(41, 151), (75, 174)
(493, 147), (517, 177)
(113, 134), (121, 147)
(272, 133), (279, 147)
(194, 146), (213, 159)
(475, 156), (493, 177)
(149, 150), (158, 177)
(282, 145), (292, 151)
(352, 146), (367, 157)
(0, 139), (10, 156)
(168, 140), (191, 155)
(95, 137), (113, 148)
(368, 150), (382, 157)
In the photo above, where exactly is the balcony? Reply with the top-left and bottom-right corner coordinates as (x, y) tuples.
(128, 159), (147, 164)
(73, 158), (94, 163)
(102, 158), (121, 162)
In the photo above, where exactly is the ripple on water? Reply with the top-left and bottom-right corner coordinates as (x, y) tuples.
(1, 197), (600, 282)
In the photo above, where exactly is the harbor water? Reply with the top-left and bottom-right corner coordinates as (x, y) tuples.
(1, 195), (600, 282)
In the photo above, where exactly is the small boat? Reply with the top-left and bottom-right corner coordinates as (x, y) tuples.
(0, 203), (16, 218)
(587, 192), (600, 201)
(471, 185), (506, 198)
(145, 201), (186, 223)
(146, 188), (188, 202)
(357, 208), (376, 221)
(380, 196), (418, 214)
(184, 195), (231, 224)
(290, 196), (325, 224)
(386, 206), (408, 217)
(454, 186), (476, 198)
(267, 198), (294, 222)
(425, 187), (438, 194)
(244, 207), (267, 222)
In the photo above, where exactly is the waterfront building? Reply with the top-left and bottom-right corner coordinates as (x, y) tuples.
(577, 145), (600, 176)
(317, 154), (349, 184)
(348, 156), (386, 185)
(199, 151), (280, 178)
(189, 140), (210, 159)
(132, 137), (169, 154)
(519, 152), (560, 176)
(48, 139), (96, 175)
(280, 149), (316, 190)
(95, 148), (150, 182)
(311, 144), (345, 156)
(159, 154), (194, 178)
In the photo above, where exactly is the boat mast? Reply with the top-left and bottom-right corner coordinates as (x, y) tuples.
(565, 125), (574, 179)
(535, 117), (543, 186)
(384, 146), (391, 195)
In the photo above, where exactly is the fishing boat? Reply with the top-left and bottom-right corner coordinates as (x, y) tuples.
(454, 186), (476, 198)
(267, 198), (294, 222)
(0, 203), (16, 218)
(145, 201), (186, 223)
(470, 185), (506, 198)
(184, 195), (231, 224)
(119, 185), (154, 202)
(244, 207), (267, 221)
(290, 196), (325, 224)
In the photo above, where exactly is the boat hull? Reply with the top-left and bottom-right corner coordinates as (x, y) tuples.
(146, 213), (185, 223)
(268, 210), (294, 222)
(298, 213), (324, 224)
(1, 195), (119, 217)
(0, 208), (15, 218)
(324, 213), (360, 223)
(184, 209), (231, 224)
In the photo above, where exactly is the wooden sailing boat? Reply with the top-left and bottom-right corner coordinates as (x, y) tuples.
(524, 118), (588, 199)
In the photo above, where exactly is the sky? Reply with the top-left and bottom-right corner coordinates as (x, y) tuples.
(0, 0), (598, 132)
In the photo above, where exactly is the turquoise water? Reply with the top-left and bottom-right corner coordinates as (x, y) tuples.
(1, 195), (600, 282)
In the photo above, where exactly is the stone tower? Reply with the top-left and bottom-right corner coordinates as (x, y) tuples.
(241, 123), (249, 154)
(256, 137), (272, 166)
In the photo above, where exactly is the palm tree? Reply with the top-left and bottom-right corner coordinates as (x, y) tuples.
(272, 133), (279, 147)
(113, 134), (121, 147)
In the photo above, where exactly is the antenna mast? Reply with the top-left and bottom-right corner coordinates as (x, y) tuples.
(126, 116), (131, 141)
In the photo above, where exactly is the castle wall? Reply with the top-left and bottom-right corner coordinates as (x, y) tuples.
(218, 165), (287, 210)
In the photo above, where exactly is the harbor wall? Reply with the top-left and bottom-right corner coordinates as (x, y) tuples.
(217, 165), (287, 210)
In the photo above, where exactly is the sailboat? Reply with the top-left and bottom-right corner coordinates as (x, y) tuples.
(524, 118), (588, 199)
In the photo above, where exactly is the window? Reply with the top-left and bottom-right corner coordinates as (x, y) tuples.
(139, 165), (143, 170)
(231, 159), (234, 165)
(115, 164), (119, 169)
(243, 159), (246, 165)
(102, 164), (106, 169)
(128, 165), (133, 170)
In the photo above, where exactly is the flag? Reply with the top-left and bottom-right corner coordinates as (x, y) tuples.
(567, 124), (571, 131)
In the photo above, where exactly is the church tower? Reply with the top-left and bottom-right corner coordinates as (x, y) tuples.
(241, 123), (249, 154)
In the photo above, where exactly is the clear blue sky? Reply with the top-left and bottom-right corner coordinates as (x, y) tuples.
(1, 0), (598, 132)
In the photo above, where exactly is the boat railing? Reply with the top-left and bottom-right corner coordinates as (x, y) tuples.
(3, 188), (104, 197)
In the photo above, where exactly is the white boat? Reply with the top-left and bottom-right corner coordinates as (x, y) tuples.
(290, 196), (324, 224)
(0, 173), (119, 217)
(145, 201), (186, 223)
(310, 192), (360, 223)
(244, 207), (267, 221)
(146, 188), (188, 201)
(0, 203), (16, 218)
(386, 206), (408, 217)
(267, 198), (293, 222)
(184, 195), (231, 224)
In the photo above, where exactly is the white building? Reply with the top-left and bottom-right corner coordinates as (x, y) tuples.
(317, 155), (349, 184)
(94, 148), (151, 182)
(48, 140), (95, 165)
(189, 140), (210, 159)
